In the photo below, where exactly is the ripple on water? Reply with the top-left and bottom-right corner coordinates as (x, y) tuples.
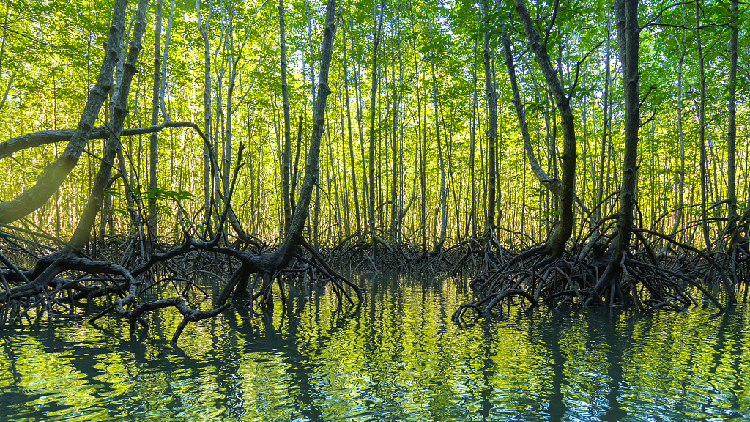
(1, 275), (749, 421)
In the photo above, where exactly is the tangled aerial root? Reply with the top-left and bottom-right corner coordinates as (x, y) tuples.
(451, 226), (743, 322)
(0, 231), (361, 345)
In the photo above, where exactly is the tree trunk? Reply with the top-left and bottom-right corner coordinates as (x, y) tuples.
(727, 0), (739, 238)
(147, 0), (163, 242)
(305, 0), (317, 105)
(667, 7), (686, 240)
(591, 0), (640, 304)
(389, 35), (402, 241)
(596, 14), (611, 229)
(197, 0), (214, 238)
(69, 0), (150, 250)
(281, 0), (337, 247)
(369, 0), (384, 250)
(341, 16), (361, 234)
(279, 0), (293, 234)
(481, 2), (497, 239)
(503, 34), (561, 196)
(427, 13), (447, 252)
(696, 0), (711, 250)
(613, 0), (640, 267)
(470, 19), (479, 238)
(159, 0), (175, 121)
(513, 0), (576, 258)
(222, 20), (237, 217)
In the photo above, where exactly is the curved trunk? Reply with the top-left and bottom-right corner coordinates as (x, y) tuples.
(278, 0), (338, 255)
(503, 34), (561, 196)
(513, 0), (576, 257)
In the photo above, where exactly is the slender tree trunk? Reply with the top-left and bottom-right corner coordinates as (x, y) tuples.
(670, 10), (687, 238)
(0, 5), (13, 115)
(354, 59), (369, 232)
(197, 0), (213, 238)
(305, 0), (317, 105)
(223, 21), (236, 209)
(427, 13), (447, 251)
(341, 16), (361, 234)
(279, 0), (293, 234)
(338, 77), (351, 238)
(727, 0), (739, 237)
(406, 1), (426, 252)
(418, 76), (426, 251)
(291, 114), (303, 210)
(596, 14), (611, 229)
(389, 35), (402, 240)
(369, 0), (384, 250)
(470, 22), (479, 238)
(696, 0), (711, 250)
(481, 2), (497, 239)
(327, 119), (342, 242)
(147, 0), (163, 242)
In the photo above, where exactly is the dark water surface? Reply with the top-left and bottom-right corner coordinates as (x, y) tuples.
(1, 273), (749, 421)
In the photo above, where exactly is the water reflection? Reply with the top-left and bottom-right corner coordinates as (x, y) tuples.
(0, 273), (748, 421)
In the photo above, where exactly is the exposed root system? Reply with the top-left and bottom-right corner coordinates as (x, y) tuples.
(0, 229), (361, 345)
(451, 221), (749, 322)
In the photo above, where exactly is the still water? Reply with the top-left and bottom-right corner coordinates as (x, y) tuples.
(1, 273), (749, 421)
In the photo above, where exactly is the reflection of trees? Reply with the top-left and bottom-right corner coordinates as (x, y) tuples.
(3, 277), (749, 420)
(538, 312), (567, 422)
(0, 326), (152, 418)
(478, 312), (496, 421)
(358, 274), (411, 419)
(216, 283), (358, 421)
(598, 311), (630, 422)
(707, 310), (745, 417)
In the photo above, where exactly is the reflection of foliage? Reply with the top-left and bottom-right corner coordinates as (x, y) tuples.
(0, 276), (748, 420)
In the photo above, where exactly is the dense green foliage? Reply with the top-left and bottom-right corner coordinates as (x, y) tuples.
(0, 0), (747, 250)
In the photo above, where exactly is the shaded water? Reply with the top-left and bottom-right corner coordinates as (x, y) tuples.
(1, 273), (749, 421)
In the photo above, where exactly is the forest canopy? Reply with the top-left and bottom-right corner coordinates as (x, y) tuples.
(0, 0), (747, 247)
